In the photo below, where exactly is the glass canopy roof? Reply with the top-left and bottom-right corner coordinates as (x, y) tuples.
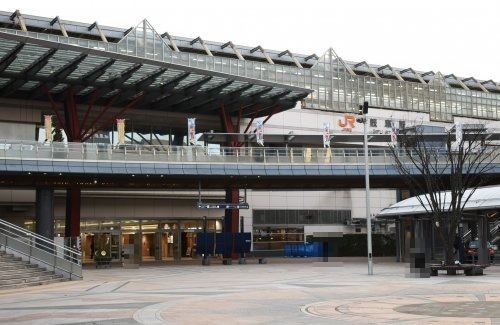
(0, 24), (312, 118)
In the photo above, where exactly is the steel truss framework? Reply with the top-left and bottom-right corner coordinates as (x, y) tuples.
(0, 10), (499, 124)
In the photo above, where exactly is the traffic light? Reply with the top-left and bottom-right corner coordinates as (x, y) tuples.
(358, 101), (369, 115)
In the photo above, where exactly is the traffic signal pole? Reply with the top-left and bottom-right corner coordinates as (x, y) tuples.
(358, 101), (373, 275)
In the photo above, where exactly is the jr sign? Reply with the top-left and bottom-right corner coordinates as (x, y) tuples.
(338, 114), (356, 132)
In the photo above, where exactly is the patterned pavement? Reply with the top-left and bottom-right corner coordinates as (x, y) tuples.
(0, 258), (499, 324)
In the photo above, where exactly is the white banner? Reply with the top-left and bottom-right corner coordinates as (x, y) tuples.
(390, 120), (398, 147)
(323, 122), (331, 148)
(256, 120), (264, 146)
(44, 115), (53, 142)
(456, 122), (463, 144)
(188, 118), (196, 145)
(117, 119), (125, 144)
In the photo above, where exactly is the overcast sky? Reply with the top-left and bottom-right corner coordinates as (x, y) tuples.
(6, 0), (500, 82)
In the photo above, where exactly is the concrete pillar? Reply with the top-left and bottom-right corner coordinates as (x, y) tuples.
(65, 188), (81, 238)
(35, 187), (54, 240)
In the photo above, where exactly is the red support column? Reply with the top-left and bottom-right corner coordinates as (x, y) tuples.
(219, 102), (243, 259)
(224, 188), (240, 259)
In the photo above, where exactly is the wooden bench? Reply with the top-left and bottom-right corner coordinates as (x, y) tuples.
(430, 264), (487, 276)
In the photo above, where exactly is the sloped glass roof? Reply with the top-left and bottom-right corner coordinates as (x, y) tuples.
(0, 28), (311, 118)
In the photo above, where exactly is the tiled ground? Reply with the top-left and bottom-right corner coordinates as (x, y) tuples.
(0, 258), (499, 324)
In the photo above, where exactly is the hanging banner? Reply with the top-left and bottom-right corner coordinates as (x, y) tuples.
(117, 119), (125, 145)
(323, 122), (331, 148)
(390, 120), (398, 147)
(256, 120), (264, 146)
(188, 118), (196, 145)
(455, 122), (463, 144)
(44, 115), (53, 142)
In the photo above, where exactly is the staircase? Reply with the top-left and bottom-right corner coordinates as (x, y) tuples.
(0, 219), (82, 285)
(0, 251), (66, 289)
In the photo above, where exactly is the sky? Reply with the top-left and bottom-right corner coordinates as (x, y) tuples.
(5, 0), (500, 82)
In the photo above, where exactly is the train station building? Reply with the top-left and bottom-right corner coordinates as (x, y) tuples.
(0, 10), (498, 263)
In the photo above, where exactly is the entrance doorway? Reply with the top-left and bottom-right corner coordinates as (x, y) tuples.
(182, 231), (197, 258)
(81, 233), (95, 262)
(142, 232), (155, 260)
(93, 231), (121, 260)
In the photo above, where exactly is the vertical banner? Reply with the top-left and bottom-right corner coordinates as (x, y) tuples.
(323, 122), (331, 148)
(455, 122), (463, 144)
(256, 120), (264, 146)
(117, 119), (125, 145)
(390, 120), (398, 147)
(44, 115), (53, 142)
(188, 118), (196, 145)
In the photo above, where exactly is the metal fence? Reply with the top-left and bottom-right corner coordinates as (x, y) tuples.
(0, 218), (82, 280)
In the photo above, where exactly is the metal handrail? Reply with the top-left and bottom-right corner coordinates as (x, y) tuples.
(0, 218), (82, 280)
(2, 139), (497, 166)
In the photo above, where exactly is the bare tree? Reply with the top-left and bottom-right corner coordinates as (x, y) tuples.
(388, 124), (499, 265)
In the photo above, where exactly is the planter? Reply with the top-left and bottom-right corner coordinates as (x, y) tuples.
(94, 256), (112, 269)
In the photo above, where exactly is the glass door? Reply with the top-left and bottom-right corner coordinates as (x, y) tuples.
(95, 231), (121, 261)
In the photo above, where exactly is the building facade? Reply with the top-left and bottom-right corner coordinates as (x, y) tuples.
(0, 10), (498, 262)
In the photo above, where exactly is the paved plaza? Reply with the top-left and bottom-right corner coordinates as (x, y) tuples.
(0, 258), (500, 324)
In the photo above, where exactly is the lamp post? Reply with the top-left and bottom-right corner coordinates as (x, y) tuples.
(358, 101), (373, 275)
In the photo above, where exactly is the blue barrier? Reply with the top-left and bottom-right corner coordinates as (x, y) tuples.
(284, 243), (322, 257)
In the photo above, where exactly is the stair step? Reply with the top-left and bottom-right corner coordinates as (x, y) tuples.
(0, 270), (54, 280)
(0, 257), (23, 262)
(0, 263), (41, 269)
(0, 277), (67, 290)
(0, 274), (63, 286)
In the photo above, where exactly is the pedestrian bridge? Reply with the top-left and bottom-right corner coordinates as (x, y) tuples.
(0, 140), (499, 189)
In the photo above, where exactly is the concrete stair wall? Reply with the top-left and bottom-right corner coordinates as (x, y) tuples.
(0, 251), (66, 289)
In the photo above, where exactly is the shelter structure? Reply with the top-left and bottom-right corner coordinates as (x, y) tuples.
(377, 186), (500, 264)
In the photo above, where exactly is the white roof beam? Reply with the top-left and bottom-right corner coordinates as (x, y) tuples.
(250, 46), (274, 64)
(221, 41), (244, 61)
(278, 49), (303, 68)
(378, 64), (404, 82)
(367, 64), (380, 78)
(463, 77), (489, 92)
(354, 61), (380, 78)
(190, 37), (213, 56)
(161, 32), (180, 52)
(445, 74), (469, 90)
(88, 21), (108, 42)
(50, 16), (68, 37)
(481, 80), (500, 92)
(400, 68), (427, 84)
(10, 10), (27, 32)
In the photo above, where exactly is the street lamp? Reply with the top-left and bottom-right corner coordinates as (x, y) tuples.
(357, 101), (373, 275)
